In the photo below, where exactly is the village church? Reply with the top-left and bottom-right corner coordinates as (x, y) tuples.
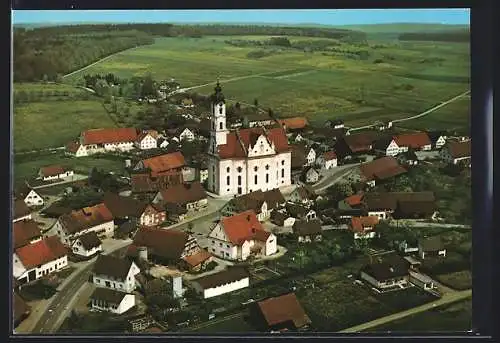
(207, 81), (292, 196)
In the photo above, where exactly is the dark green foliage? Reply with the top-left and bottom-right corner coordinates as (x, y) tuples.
(399, 30), (470, 42)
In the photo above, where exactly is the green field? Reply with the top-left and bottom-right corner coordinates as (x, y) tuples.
(14, 97), (116, 152)
(13, 152), (124, 187)
(366, 299), (472, 332)
(61, 36), (470, 128)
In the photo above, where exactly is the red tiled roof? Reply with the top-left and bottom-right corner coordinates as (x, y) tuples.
(158, 182), (207, 206)
(220, 210), (270, 245)
(323, 151), (337, 161)
(182, 249), (212, 267)
(60, 203), (114, 235)
(13, 220), (42, 249)
(82, 128), (138, 145)
(393, 132), (431, 149)
(130, 227), (190, 260)
(15, 236), (68, 269)
(345, 192), (364, 207)
(40, 165), (66, 177)
(447, 140), (471, 158)
(278, 117), (309, 130)
(66, 141), (81, 153)
(350, 216), (379, 233)
(359, 157), (406, 181)
(218, 127), (289, 159)
(140, 152), (185, 175)
(13, 200), (31, 220)
(131, 171), (184, 193)
(257, 293), (311, 329)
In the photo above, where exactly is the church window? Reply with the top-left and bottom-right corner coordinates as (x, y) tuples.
(237, 167), (242, 173)
(219, 122), (223, 130)
(281, 169), (285, 178)
(265, 164), (269, 170)
(227, 176), (230, 186)
(254, 166), (258, 172)
(254, 175), (258, 185)
(238, 175), (242, 185)
(212, 122), (215, 130)
(219, 106), (223, 114)
(266, 174), (269, 183)
(281, 160), (285, 166)
(226, 167), (230, 173)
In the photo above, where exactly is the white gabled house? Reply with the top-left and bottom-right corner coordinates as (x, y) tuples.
(439, 139), (471, 166)
(51, 203), (115, 246)
(316, 151), (337, 170)
(135, 131), (158, 150)
(89, 288), (136, 315)
(92, 255), (141, 293)
(305, 148), (316, 166)
(71, 231), (103, 257)
(191, 267), (250, 299)
(38, 166), (74, 181)
(17, 184), (44, 208)
(13, 236), (68, 285)
(179, 128), (195, 142)
(66, 128), (139, 157)
(208, 210), (277, 261)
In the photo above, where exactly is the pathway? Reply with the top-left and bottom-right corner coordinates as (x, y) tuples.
(348, 90), (470, 133)
(339, 289), (471, 333)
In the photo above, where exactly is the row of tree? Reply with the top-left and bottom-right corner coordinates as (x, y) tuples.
(398, 30), (470, 42)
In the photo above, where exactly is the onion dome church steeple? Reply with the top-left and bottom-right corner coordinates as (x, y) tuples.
(211, 77), (225, 104)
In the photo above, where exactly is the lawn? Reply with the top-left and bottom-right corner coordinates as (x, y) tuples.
(189, 313), (257, 333)
(434, 270), (472, 291)
(366, 298), (472, 332)
(61, 36), (470, 129)
(13, 99), (117, 152)
(13, 152), (125, 188)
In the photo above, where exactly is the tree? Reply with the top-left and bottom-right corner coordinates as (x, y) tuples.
(326, 182), (354, 203)
(253, 98), (259, 107)
(141, 74), (156, 98)
(94, 79), (110, 97)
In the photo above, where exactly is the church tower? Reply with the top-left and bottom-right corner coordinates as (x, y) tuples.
(209, 79), (228, 154)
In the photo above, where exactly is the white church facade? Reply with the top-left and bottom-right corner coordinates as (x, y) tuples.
(206, 81), (292, 197)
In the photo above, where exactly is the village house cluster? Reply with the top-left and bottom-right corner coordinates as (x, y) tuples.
(12, 80), (471, 333)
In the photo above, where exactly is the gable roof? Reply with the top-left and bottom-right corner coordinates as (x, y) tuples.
(395, 200), (436, 218)
(427, 131), (448, 144)
(130, 227), (190, 260)
(90, 287), (129, 305)
(13, 200), (31, 220)
(93, 255), (134, 280)
(286, 203), (312, 218)
(342, 131), (380, 152)
(271, 210), (293, 225)
(344, 192), (364, 207)
(59, 203), (114, 235)
(13, 292), (30, 323)
(193, 267), (249, 289)
(217, 127), (289, 159)
(293, 220), (322, 236)
(359, 157), (406, 181)
(393, 132), (431, 149)
(291, 145), (307, 169)
(350, 216), (379, 232)
(103, 192), (146, 218)
(13, 220), (42, 249)
(82, 127), (138, 145)
(364, 192), (435, 211)
(131, 171), (184, 193)
(256, 293), (311, 328)
(293, 185), (317, 201)
(136, 131), (157, 143)
(139, 152), (186, 175)
(77, 231), (102, 250)
(15, 183), (40, 200)
(182, 249), (212, 268)
(229, 188), (285, 213)
(323, 151), (337, 161)
(40, 165), (67, 177)
(157, 182), (207, 206)
(66, 141), (82, 153)
(304, 167), (319, 177)
(219, 210), (270, 245)
(419, 236), (445, 252)
(278, 117), (309, 130)
(361, 256), (409, 282)
(15, 236), (68, 269)
(446, 139), (471, 158)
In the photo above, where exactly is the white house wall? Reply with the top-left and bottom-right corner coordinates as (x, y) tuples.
(201, 277), (250, 299)
(14, 254), (68, 282)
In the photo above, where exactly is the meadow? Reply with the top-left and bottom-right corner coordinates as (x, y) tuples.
(13, 93), (117, 152)
(62, 36), (470, 128)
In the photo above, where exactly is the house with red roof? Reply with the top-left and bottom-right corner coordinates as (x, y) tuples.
(67, 127), (139, 156)
(134, 151), (186, 176)
(13, 236), (68, 285)
(38, 165), (74, 181)
(206, 81), (292, 196)
(208, 210), (277, 261)
(439, 138), (471, 166)
(316, 151), (338, 170)
(277, 117), (309, 131)
(13, 220), (43, 249)
(349, 216), (380, 239)
(357, 156), (407, 187)
(152, 181), (208, 214)
(50, 203), (115, 246)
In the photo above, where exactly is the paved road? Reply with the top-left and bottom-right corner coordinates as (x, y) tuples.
(348, 90), (470, 132)
(389, 220), (471, 229)
(30, 240), (132, 334)
(339, 289), (472, 333)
